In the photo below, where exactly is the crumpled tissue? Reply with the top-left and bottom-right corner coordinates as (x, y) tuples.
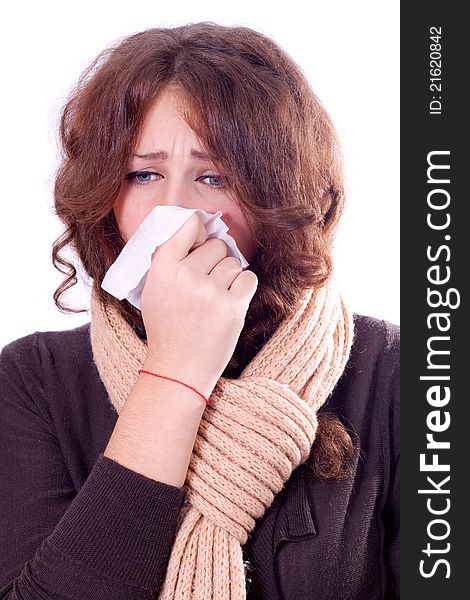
(101, 205), (249, 310)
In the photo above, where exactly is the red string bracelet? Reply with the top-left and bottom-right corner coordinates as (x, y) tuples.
(138, 369), (209, 407)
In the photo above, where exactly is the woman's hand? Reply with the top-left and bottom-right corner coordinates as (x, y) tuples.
(140, 212), (258, 397)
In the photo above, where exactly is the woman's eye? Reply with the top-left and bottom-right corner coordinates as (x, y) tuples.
(199, 175), (226, 190)
(125, 171), (159, 185)
(124, 171), (226, 190)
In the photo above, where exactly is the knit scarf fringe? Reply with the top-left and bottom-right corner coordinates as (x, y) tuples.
(89, 277), (354, 599)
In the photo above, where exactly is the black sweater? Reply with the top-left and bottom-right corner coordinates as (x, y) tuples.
(0, 314), (399, 599)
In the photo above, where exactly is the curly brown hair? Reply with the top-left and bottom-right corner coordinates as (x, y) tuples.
(52, 22), (354, 480)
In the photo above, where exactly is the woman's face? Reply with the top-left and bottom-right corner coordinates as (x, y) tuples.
(113, 88), (257, 262)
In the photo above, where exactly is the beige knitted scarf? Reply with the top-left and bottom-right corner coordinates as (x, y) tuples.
(89, 277), (354, 599)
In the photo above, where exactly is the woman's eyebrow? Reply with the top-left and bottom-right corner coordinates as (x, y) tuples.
(132, 149), (211, 161)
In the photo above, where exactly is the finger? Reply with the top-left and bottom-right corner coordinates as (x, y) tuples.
(154, 212), (208, 264)
(228, 269), (258, 301)
(209, 256), (243, 289)
(183, 237), (229, 274)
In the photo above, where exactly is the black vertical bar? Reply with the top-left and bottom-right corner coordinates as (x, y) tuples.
(401, 2), (468, 597)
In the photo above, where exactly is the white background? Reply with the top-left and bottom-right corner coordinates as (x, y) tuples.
(0, 0), (399, 350)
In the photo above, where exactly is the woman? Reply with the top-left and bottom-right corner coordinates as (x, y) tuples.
(0, 22), (399, 599)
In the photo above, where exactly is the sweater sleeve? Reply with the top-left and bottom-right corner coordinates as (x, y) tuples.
(383, 451), (399, 600)
(379, 322), (400, 600)
(0, 335), (187, 599)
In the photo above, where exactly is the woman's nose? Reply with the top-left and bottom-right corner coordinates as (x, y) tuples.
(154, 178), (197, 209)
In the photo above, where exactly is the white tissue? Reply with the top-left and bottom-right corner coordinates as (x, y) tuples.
(101, 205), (249, 310)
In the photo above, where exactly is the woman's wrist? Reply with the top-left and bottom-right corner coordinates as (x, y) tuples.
(142, 352), (215, 406)
(138, 369), (209, 407)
